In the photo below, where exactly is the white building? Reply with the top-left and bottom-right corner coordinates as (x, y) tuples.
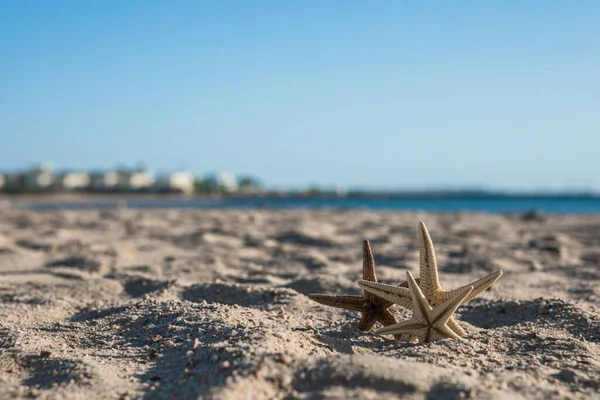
(90, 171), (154, 192)
(59, 172), (91, 190)
(90, 172), (124, 191)
(217, 172), (238, 192)
(129, 172), (155, 190)
(22, 164), (54, 191)
(155, 172), (195, 194)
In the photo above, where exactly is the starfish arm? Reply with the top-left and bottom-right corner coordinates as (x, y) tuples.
(357, 313), (377, 331)
(430, 285), (473, 326)
(307, 294), (365, 312)
(435, 270), (503, 303)
(446, 316), (467, 337)
(382, 318), (465, 340)
(402, 277), (420, 287)
(418, 221), (444, 297)
(373, 318), (428, 337)
(405, 271), (433, 322)
(361, 240), (381, 302)
(362, 240), (377, 281)
(357, 280), (412, 309)
(375, 310), (419, 341)
(357, 280), (412, 297)
(375, 309), (398, 327)
(430, 324), (462, 341)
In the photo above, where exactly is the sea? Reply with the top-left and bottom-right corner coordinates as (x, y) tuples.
(20, 196), (600, 214)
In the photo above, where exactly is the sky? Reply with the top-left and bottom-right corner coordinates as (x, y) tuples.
(1, 1), (599, 191)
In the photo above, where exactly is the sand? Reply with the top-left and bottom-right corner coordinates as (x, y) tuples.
(0, 208), (598, 399)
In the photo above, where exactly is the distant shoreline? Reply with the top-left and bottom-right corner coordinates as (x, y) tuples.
(1, 190), (599, 205)
(2, 191), (599, 215)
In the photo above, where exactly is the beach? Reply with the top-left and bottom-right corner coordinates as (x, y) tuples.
(0, 208), (598, 399)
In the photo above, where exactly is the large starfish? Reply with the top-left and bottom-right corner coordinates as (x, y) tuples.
(308, 240), (404, 334)
(374, 271), (473, 343)
(358, 221), (502, 338)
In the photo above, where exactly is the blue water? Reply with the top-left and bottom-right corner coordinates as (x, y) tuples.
(22, 196), (600, 214)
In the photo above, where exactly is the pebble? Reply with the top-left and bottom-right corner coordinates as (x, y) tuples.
(193, 338), (202, 350)
(219, 360), (231, 370)
(278, 353), (292, 365)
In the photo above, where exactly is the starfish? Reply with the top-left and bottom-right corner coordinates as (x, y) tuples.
(308, 240), (405, 335)
(358, 221), (502, 338)
(374, 271), (473, 343)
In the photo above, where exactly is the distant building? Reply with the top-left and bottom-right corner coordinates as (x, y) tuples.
(217, 172), (238, 192)
(22, 164), (54, 191)
(57, 172), (91, 190)
(128, 171), (155, 191)
(89, 171), (125, 191)
(89, 170), (154, 192)
(198, 172), (240, 194)
(155, 172), (195, 194)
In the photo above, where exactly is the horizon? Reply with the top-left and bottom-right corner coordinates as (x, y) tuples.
(1, 2), (598, 192)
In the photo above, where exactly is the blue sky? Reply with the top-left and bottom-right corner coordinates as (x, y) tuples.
(1, 1), (598, 191)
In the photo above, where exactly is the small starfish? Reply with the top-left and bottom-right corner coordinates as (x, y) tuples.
(374, 271), (473, 343)
(358, 221), (502, 338)
(308, 240), (404, 334)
